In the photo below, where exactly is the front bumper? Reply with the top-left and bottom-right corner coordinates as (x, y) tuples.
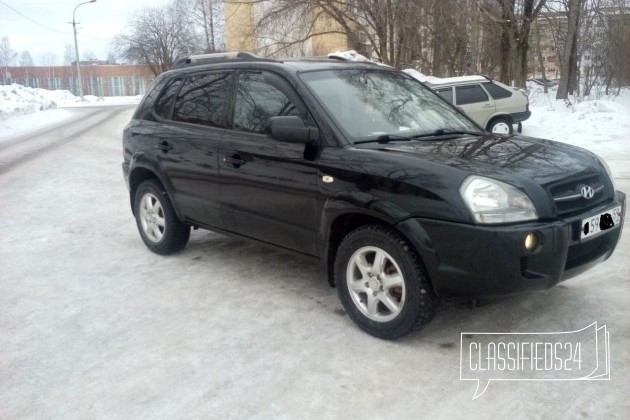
(402, 190), (625, 301)
(122, 162), (130, 191)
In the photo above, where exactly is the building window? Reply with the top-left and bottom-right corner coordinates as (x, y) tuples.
(110, 76), (124, 96)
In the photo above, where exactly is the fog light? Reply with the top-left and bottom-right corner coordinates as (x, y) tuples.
(524, 233), (539, 252)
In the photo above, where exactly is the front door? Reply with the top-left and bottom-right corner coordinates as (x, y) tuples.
(220, 71), (319, 256)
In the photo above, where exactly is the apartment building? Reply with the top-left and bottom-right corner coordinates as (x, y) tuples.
(224, 0), (349, 56)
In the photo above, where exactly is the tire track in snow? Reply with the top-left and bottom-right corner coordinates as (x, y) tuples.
(0, 106), (133, 176)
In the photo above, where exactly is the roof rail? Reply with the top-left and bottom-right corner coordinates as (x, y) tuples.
(172, 52), (267, 69)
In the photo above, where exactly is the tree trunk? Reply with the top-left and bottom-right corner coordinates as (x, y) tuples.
(557, 0), (580, 99)
(535, 22), (548, 93)
(499, 1), (514, 84)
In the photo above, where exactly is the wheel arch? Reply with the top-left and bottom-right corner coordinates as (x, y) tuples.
(128, 160), (184, 220)
(486, 114), (514, 131)
(320, 195), (438, 289)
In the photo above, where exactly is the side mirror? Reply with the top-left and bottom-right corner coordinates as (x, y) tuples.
(266, 116), (318, 143)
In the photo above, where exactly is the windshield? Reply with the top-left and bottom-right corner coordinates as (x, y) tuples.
(300, 69), (480, 143)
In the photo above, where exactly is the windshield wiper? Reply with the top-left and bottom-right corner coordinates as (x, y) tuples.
(354, 129), (484, 145)
(354, 134), (414, 145)
(412, 129), (485, 139)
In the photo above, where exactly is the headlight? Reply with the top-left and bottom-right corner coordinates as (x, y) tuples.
(460, 176), (538, 224)
(597, 155), (616, 191)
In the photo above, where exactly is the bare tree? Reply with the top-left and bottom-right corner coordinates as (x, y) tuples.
(19, 50), (34, 81)
(40, 52), (58, 86)
(0, 36), (17, 85)
(112, 3), (202, 75)
(176, 0), (225, 52)
(106, 52), (117, 64)
(556, 0), (581, 98)
(82, 50), (98, 61)
(596, 0), (630, 95)
(533, 20), (549, 92)
(479, 0), (548, 87)
(64, 43), (75, 66)
(19, 51), (34, 66)
(249, 0), (432, 66)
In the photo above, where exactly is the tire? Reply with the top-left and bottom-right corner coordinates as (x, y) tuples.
(334, 225), (438, 339)
(133, 179), (190, 255)
(487, 117), (513, 135)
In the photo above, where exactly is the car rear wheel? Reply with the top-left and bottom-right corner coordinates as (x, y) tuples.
(488, 117), (513, 134)
(334, 225), (438, 339)
(134, 179), (190, 255)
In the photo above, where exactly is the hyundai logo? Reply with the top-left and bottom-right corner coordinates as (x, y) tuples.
(580, 185), (595, 200)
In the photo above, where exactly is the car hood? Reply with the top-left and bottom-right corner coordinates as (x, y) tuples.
(375, 134), (600, 185)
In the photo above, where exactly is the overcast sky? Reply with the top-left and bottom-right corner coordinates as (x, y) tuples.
(1, 0), (169, 65)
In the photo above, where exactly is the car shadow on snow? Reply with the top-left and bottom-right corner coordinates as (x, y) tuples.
(180, 229), (586, 342)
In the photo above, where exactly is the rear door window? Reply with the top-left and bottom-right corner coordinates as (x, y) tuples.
(172, 72), (231, 128)
(455, 85), (489, 105)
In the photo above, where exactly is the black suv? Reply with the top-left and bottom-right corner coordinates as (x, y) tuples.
(123, 52), (625, 339)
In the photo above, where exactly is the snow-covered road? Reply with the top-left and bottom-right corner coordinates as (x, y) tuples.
(1, 107), (628, 419)
(0, 107), (133, 176)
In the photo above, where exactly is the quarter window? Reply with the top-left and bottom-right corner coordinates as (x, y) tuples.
(455, 85), (489, 105)
(482, 82), (512, 100)
(154, 79), (182, 119)
(173, 73), (231, 128)
(233, 72), (300, 134)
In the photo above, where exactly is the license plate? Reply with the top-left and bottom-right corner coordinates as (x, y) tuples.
(581, 205), (622, 240)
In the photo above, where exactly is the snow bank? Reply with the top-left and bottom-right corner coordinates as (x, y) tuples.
(0, 83), (141, 120)
(1, 84), (60, 120)
(524, 85), (630, 179)
(524, 83), (630, 152)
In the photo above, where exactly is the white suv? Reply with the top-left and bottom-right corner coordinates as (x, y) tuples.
(404, 71), (531, 134)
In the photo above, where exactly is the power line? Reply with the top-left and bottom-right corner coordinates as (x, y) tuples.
(0, 0), (111, 44)
(0, 0), (66, 34)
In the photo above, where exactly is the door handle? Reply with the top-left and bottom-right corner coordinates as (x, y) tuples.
(223, 154), (246, 167)
(483, 103), (494, 108)
(154, 141), (173, 152)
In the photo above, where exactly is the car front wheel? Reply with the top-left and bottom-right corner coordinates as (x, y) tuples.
(334, 225), (438, 339)
(134, 179), (190, 255)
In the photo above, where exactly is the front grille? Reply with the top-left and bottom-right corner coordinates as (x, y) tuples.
(548, 174), (611, 216)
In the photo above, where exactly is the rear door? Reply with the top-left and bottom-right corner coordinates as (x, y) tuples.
(219, 70), (319, 255)
(454, 84), (495, 128)
(156, 71), (232, 228)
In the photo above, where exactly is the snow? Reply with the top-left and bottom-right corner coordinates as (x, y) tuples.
(0, 84), (141, 139)
(327, 50), (372, 62)
(0, 108), (77, 143)
(524, 83), (630, 180)
(0, 83), (141, 121)
(0, 85), (629, 418)
(403, 69), (487, 85)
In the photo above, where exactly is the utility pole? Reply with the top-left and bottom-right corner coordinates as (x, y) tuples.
(71, 0), (96, 99)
